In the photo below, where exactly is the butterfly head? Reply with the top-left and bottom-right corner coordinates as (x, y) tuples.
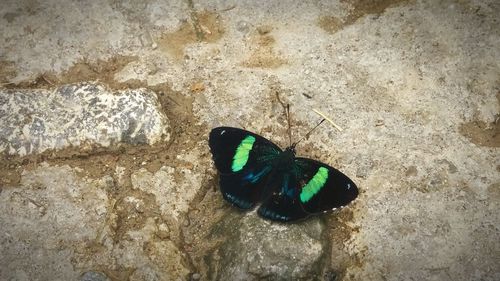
(285, 145), (296, 156)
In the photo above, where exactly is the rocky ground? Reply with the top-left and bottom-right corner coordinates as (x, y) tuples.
(0, 0), (499, 280)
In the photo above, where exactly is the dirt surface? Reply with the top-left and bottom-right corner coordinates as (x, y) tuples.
(459, 92), (500, 147)
(3, 56), (138, 90)
(158, 11), (224, 60)
(240, 28), (287, 69)
(342, 0), (412, 24)
(318, 0), (411, 33)
(459, 119), (500, 147)
(0, 60), (17, 85)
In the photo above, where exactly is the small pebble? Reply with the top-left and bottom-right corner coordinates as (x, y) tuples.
(236, 21), (250, 33)
(80, 271), (110, 281)
(257, 25), (272, 35)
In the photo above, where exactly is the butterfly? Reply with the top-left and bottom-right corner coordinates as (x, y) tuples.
(208, 126), (358, 222)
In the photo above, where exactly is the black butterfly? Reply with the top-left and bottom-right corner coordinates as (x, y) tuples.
(208, 126), (358, 222)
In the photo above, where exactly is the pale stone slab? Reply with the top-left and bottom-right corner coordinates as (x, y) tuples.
(0, 83), (169, 156)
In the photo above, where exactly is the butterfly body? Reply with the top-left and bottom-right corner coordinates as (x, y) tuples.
(272, 147), (296, 170)
(209, 126), (358, 222)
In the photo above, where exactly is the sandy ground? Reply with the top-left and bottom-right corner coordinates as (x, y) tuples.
(0, 0), (499, 280)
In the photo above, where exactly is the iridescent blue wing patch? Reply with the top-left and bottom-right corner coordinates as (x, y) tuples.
(257, 172), (309, 222)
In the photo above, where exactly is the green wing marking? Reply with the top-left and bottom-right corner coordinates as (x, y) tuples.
(231, 135), (256, 172)
(300, 167), (329, 203)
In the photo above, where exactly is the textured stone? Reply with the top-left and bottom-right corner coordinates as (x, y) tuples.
(0, 164), (190, 281)
(0, 164), (109, 281)
(80, 271), (110, 281)
(131, 165), (199, 222)
(0, 82), (169, 156)
(207, 214), (325, 280)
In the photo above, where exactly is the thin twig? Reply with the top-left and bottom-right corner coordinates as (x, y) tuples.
(286, 104), (292, 146)
(221, 5), (236, 12)
(186, 0), (205, 41)
(312, 108), (343, 132)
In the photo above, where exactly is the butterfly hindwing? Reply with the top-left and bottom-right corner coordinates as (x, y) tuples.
(294, 158), (358, 214)
(209, 127), (282, 209)
(257, 157), (358, 222)
(218, 160), (274, 209)
(257, 172), (310, 222)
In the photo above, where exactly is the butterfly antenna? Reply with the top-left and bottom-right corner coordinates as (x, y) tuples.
(286, 104), (292, 147)
(292, 118), (325, 147)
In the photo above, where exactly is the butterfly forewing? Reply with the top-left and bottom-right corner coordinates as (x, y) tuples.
(209, 127), (282, 209)
(209, 127), (282, 173)
(294, 158), (358, 214)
